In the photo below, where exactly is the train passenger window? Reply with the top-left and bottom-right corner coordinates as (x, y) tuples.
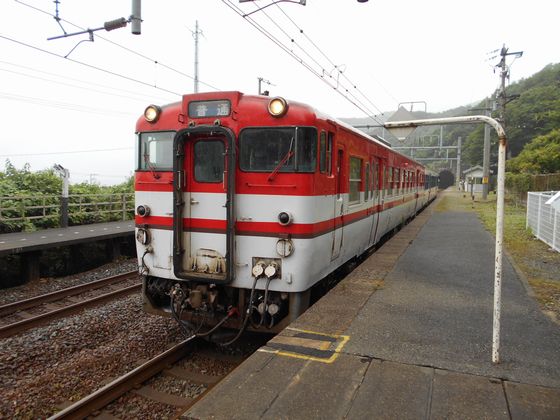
(327, 133), (333, 176)
(387, 167), (392, 196)
(319, 132), (327, 173)
(404, 171), (409, 193)
(139, 131), (174, 170)
(394, 168), (400, 195)
(372, 163), (378, 201)
(349, 157), (362, 204)
(194, 140), (224, 183)
(239, 127), (317, 173)
(365, 163), (370, 200)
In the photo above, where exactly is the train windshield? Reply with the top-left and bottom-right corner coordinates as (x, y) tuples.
(239, 127), (317, 173)
(138, 131), (174, 170)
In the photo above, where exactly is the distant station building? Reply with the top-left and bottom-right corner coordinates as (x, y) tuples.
(462, 165), (494, 193)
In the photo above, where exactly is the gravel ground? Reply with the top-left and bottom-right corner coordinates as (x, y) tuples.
(0, 292), (183, 418)
(0, 260), (269, 419)
(0, 258), (138, 306)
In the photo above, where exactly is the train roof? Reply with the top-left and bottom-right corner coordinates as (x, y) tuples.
(137, 91), (425, 168)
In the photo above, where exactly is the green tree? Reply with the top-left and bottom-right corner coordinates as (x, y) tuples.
(507, 129), (560, 174)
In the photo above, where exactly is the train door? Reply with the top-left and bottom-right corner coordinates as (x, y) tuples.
(369, 157), (381, 245)
(414, 169), (420, 213)
(331, 144), (344, 260)
(172, 126), (236, 284)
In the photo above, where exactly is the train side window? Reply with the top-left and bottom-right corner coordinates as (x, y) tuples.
(405, 171), (409, 193)
(336, 149), (343, 199)
(349, 156), (362, 204)
(327, 132), (333, 176)
(365, 162), (370, 200)
(372, 162), (378, 201)
(387, 167), (392, 196)
(394, 168), (400, 195)
(319, 131), (327, 173)
(139, 131), (174, 170)
(194, 140), (224, 183)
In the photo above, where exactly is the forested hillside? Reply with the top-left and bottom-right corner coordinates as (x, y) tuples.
(344, 62), (560, 171)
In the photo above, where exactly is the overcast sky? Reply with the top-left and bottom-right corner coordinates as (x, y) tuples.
(1, 0), (558, 185)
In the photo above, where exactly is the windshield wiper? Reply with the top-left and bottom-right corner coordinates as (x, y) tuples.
(267, 137), (294, 182)
(143, 151), (161, 180)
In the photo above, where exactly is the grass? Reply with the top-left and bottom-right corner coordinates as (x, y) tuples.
(437, 190), (560, 323)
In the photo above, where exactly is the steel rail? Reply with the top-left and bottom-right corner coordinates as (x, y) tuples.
(48, 335), (198, 420)
(0, 270), (138, 317)
(0, 283), (141, 339)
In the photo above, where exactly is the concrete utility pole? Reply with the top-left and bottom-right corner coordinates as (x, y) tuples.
(193, 20), (202, 93)
(54, 164), (70, 228)
(482, 102), (492, 199)
(470, 101), (494, 199)
(496, 45), (523, 145)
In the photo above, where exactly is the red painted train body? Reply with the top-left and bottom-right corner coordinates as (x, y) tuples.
(134, 91), (437, 340)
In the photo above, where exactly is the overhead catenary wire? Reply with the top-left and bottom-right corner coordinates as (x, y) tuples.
(256, 5), (383, 117)
(273, 3), (395, 118)
(274, 3), (400, 110)
(0, 34), (184, 98)
(254, 2), (382, 118)
(0, 147), (132, 158)
(13, 0), (222, 92)
(222, 0), (384, 125)
(0, 91), (138, 117)
(0, 66), (173, 105)
(0, 60), (175, 104)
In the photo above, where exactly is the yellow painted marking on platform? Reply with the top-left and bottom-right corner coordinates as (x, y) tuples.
(273, 335), (331, 350)
(258, 327), (350, 364)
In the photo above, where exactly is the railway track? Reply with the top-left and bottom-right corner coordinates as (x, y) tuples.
(49, 336), (246, 419)
(0, 270), (140, 338)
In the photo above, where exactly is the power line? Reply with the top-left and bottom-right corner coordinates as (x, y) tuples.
(0, 59), (174, 103)
(0, 65), (171, 104)
(222, 0), (384, 125)
(274, 3), (398, 112)
(0, 33), (184, 97)
(248, 1), (387, 118)
(0, 147), (133, 158)
(256, 3), (382, 117)
(0, 91), (137, 116)
(14, 0), (222, 92)
(73, 172), (131, 179)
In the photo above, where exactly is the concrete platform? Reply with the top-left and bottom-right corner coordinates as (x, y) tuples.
(0, 220), (134, 257)
(185, 193), (560, 419)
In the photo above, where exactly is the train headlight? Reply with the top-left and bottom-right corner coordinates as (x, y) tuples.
(268, 97), (288, 117)
(136, 228), (151, 245)
(144, 105), (161, 123)
(278, 211), (293, 226)
(136, 205), (151, 217)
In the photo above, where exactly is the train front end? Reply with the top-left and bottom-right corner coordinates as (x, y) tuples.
(135, 92), (319, 340)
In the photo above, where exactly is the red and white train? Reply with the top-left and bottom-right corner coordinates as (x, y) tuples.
(134, 91), (437, 340)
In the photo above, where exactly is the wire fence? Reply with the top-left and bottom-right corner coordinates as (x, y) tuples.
(526, 191), (559, 252)
(0, 193), (134, 232)
(506, 173), (560, 204)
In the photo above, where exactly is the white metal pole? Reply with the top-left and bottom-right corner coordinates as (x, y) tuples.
(384, 115), (507, 364)
(492, 135), (506, 363)
(553, 206), (557, 251)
